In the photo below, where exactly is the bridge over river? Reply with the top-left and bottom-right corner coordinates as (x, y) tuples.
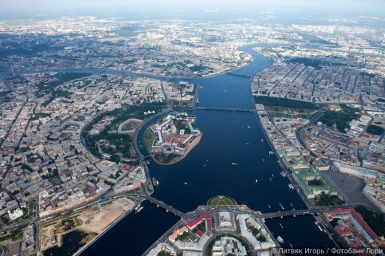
(137, 195), (327, 220)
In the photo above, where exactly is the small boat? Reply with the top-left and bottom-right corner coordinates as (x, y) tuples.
(288, 184), (294, 189)
(315, 222), (323, 232)
(272, 174), (274, 178)
(277, 236), (284, 243)
(280, 223), (283, 228)
(232, 163), (238, 165)
(268, 204), (271, 208)
(245, 143), (250, 144)
(280, 172), (286, 177)
(263, 159), (264, 162)
(290, 203), (293, 207)
(269, 178), (272, 182)
(279, 203), (284, 210)
(184, 182), (188, 185)
(261, 139), (263, 142)
(255, 179), (258, 183)
(290, 243), (293, 248)
(269, 151), (274, 155)
(137, 206), (144, 212)
(247, 126), (250, 129)
(134, 205), (140, 211)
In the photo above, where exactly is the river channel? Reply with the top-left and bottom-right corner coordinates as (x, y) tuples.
(41, 44), (335, 255)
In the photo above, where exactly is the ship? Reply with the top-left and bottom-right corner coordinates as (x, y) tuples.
(261, 139), (263, 142)
(232, 163), (238, 165)
(269, 151), (274, 155)
(288, 184), (294, 189)
(280, 223), (284, 228)
(137, 206), (144, 213)
(134, 204), (141, 212)
(247, 126), (250, 129)
(152, 177), (159, 188)
(315, 222), (323, 232)
(280, 171), (286, 177)
(268, 204), (271, 208)
(184, 182), (188, 185)
(277, 236), (284, 243)
(255, 179), (258, 183)
(279, 202), (284, 210)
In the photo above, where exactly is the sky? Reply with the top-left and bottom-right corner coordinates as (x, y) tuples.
(1, 0), (385, 19)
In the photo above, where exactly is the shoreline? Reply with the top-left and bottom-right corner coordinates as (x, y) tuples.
(151, 133), (203, 166)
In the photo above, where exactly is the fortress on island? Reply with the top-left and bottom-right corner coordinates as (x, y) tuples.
(147, 112), (202, 164)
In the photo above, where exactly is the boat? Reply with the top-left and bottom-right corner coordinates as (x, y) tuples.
(261, 139), (263, 142)
(146, 160), (150, 164)
(255, 179), (258, 183)
(269, 151), (274, 155)
(272, 174), (274, 178)
(279, 203), (284, 210)
(232, 163), (238, 165)
(288, 184), (294, 189)
(137, 206), (144, 212)
(247, 126), (250, 129)
(280, 172), (286, 177)
(245, 143), (250, 144)
(184, 182), (188, 185)
(152, 177), (159, 187)
(277, 236), (284, 243)
(268, 204), (271, 208)
(290, 203), (293, 207)
(315, 222), (323, 232)
(290, 243), (293, 248)
(280, 223), (283, 228)
(134, 205), (140, 211)
(269, 178), (272, 182)
(263, 159), (264, 162)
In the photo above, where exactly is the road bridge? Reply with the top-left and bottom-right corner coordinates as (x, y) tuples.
(226, 72), (252, 79)
(139, 195), (185, 218)
(193, 107), (255, 113)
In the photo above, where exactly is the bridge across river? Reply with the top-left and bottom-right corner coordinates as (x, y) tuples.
(178, 107), (255, 113)
(138, 195), (323, 220)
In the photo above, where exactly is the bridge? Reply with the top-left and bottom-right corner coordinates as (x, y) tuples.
(139, 195), (185, 218)
(137, 195), (323, 220)
(226, 72), (252, 79)
(193, 107), (255, 113)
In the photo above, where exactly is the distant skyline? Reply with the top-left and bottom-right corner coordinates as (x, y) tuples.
(1, 0), (385, 19)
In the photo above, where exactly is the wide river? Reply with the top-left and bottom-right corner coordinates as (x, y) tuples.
(70, 44), (334, 255)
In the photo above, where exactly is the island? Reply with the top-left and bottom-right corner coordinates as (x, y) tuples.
(144, 112), (202, 165)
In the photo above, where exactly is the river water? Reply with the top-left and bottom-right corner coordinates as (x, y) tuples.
(42, 44), (334, 255)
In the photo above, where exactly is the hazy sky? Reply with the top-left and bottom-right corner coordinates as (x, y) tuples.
(1, 0), (385, 18)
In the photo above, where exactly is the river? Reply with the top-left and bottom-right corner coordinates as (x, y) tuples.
(40, 44), (335, 255)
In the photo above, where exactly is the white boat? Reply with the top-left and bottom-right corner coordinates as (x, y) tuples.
(255, 179), (258, 183)
(279, 203), (284, 210)
(288, 184), (294, 189)
(232, 163), (238, 165)
(184, 182), (188, 185)
(315, 222), (323, 232)
(261, 139), (263, 142)
(247, 126), (250, 129)
(137, 206), (144, 212)
(134, 205), (140, 211)
(277, 236), (284, 243)
(268, 204), (271, 208)
(269, 151), (274, 155)
(280, 223), (283, 228)
(269, 178), (272, 182)
(272, 174), (274, 178)
(280, 172), (286, 177)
